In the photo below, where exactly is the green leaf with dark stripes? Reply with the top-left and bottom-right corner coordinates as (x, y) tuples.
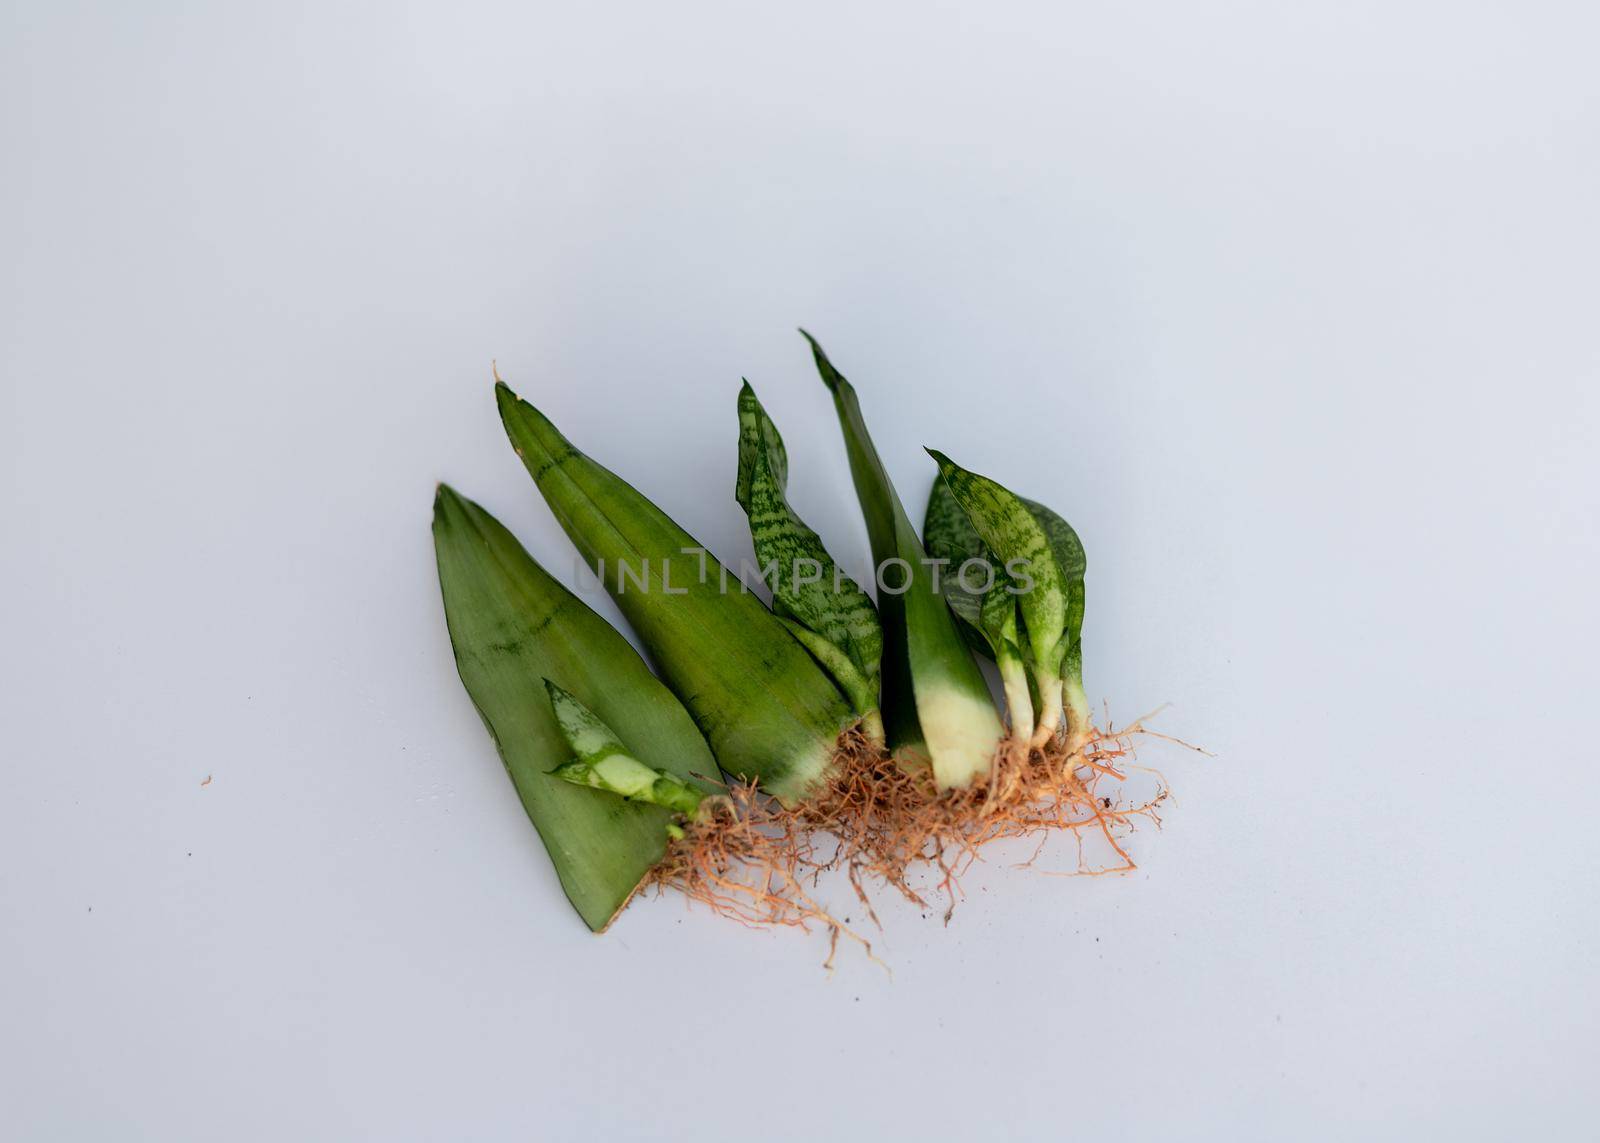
(774, 618), (872, 715)
(927, 451), (1069, 677)
(543, 677), (631, 763)
(736, 381), (882, 706)
(544, 680), (706, 817)
(1021, 496), (1086, 669)
(924, 474), (1037, 736)
(1020, 496), (1089, 737)
(922, 471), (988, 640)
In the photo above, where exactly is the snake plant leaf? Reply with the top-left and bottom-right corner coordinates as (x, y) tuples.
(922, 472), (988, 641)
(777, 619), (877, 719)
(545, 681), (706, 817)
(735, 380), (883, 709)
(1020, 496), (1086, 669)
(925, 473), (1027, 659)
(1019, 497), (1089, 736)
(1059, 637), (1089, 740)
(925, 455), (1090, 744)
(544, 677), (630, 764)
(934, 480), (1087, 677)
(497, 382), (855, 802)
(803, 331), (1001, 789)
(432, 485), (717, 931)
(923, 476), (1036, 736)
(980, 571), (1037, 737)
(927, 450), (1069, 679)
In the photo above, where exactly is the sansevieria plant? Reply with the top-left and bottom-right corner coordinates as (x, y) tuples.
(432, 331), (1167, 949)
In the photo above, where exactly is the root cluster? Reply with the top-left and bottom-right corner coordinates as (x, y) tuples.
(647, 714), (1185, 965)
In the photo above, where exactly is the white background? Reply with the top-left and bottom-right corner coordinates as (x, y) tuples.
(4, 2), (1596, 1139)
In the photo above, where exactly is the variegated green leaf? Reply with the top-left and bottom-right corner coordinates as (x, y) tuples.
(1017, 499), (1089, 738)
(1022, 496), (1086, 668)
(927, 451), (1069, 677)
(923, 480), (1036, 737)
(1059, 638), (1089, 740)
(544, 677), (629, 762)
(980, 568), (1036, 737)
(922, 472), (988, 641)
(977, 562), (1022, 655)
(545, 680), (707, 817)
(736, 381), (882, 702)
(776, 620), (874, 713)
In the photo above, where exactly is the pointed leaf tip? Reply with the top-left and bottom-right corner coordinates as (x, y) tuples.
(433, 482), (464, 516)
(800, 330), (847, 393)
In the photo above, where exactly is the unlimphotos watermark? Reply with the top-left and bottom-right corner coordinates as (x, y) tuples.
(573, 547), (1036, 597)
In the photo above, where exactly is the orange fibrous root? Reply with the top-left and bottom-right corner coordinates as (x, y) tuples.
(647, 712), (1188, 964)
